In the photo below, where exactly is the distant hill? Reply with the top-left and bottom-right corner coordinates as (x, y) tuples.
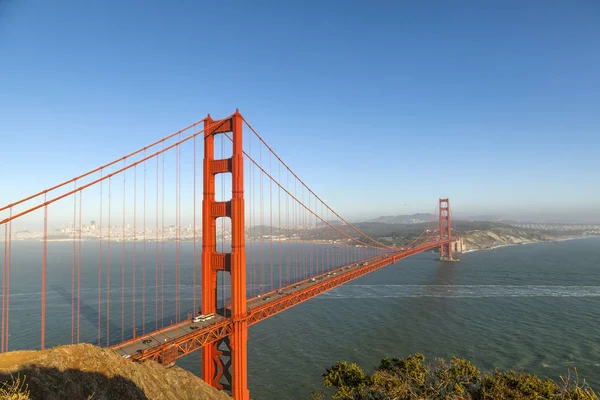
(364, 213), (433, 224)
(362, 213), (527, 227)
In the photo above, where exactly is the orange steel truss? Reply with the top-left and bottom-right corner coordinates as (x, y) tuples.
(245, 241), (445, 325)
(131, 319), (233, 364)
(201, 111), (249, 399)
(130, 240), (450, 363)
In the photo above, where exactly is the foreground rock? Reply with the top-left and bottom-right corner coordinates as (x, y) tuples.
(0, 344), (230, 400)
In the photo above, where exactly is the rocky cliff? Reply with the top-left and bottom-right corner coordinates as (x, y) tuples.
(459, 227), (558, 252)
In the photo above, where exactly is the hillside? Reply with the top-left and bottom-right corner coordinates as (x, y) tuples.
(0, 344), (230, 400)
(459, 227), (557, 251)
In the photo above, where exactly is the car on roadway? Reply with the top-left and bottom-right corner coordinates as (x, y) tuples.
(193, 313), (215, 323)
(142, 339), (152, 344)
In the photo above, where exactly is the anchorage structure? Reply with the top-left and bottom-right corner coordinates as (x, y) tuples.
(202, 111), (249, 399)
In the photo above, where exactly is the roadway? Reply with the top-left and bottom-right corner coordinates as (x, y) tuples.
(113, 314), (228, 359)
(111, 252), (390, 359)
(111, 239), (445, 361)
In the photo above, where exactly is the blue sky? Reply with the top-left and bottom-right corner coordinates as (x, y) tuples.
(1, 0), (599, 221)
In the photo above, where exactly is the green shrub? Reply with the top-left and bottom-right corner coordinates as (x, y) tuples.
(313, 354), (598, 400)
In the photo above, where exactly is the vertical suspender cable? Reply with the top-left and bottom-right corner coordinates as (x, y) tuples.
(41, 198), (47, 350)
(278, 162), (282, 288)
(133, 165), (137, 337)
(314, 196), (317, 277)
(98, 172), (103, 346)
(107, 178), (112, 346)
(5, 211), (10, 351)
(259, 143), (263, 294)
(78, 191), (82, 342)
(249, 134), (254, 297)
(143, 153), (147, 334)
(72, 183), (76, 344)
(2, 216), (6, 352)
(193, 135), (197, 315)
(121, 164), (126, 342)
(286, 171), (290, 284)
(269, 151), (273, 292)
(175, 142), (179, 320)
(316, 197), (318, 276)
(155, 155), (159, 331)
(2, 208), (11, 352)
(294, 176), (296, 281)
(301, 186), (304, 279)
(161, 148), (165, 328)
(179, 139), (183, 316)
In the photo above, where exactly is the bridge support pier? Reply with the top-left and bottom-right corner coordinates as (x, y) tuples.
(202, 111), (250, 400)
(230, 319), (249, 399)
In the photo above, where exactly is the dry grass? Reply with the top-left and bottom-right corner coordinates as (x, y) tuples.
(0, 344), (230, 400)
(0, 374), (30, 400)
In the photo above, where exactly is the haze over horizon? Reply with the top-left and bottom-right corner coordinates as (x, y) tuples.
(1, 1), (599, 223)
(355, 210), (600, 225)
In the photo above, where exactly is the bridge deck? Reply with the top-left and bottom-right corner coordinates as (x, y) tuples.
(111, 239), (447, 363)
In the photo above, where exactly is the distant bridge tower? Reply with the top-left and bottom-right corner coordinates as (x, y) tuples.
(202, 111), (249, 400)
(438, 198), (456, 262)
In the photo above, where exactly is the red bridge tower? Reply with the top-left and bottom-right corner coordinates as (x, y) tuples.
(438, 198), (457, 262)
(202, 111), (249, 400)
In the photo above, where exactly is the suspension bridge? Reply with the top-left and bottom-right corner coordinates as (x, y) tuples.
(0, 111), (458, 399)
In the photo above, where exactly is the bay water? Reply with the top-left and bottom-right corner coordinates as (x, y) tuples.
(3, 237), (600, 398)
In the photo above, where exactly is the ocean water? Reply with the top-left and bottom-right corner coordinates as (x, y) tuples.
(3, 237), (600, 398)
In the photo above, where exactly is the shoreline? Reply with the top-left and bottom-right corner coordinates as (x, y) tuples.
(460, 235), (596, 254)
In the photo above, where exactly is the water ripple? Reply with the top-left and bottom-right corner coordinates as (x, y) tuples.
(322, 284), (600, 298)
